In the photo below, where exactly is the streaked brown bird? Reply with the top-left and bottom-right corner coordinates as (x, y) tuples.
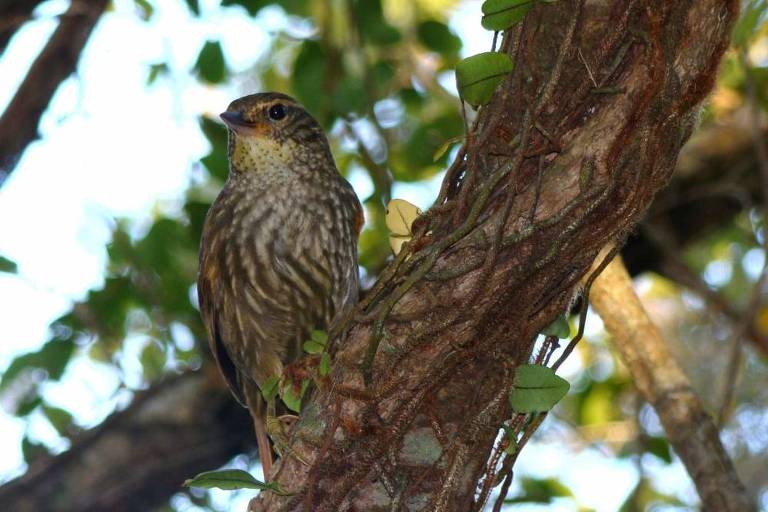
(197, 92), (363, 477)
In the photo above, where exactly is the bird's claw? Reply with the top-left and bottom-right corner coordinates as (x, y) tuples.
(265, 415), (309, 466)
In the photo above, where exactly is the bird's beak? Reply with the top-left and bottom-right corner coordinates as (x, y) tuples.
(220, 111), (266, 137)
(220, 111), (249, 129)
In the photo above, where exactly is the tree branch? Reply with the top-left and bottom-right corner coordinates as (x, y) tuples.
(0, 370), (253, 512)
(0, 0), (46, 56)
(590, 255), (754, 512)
(0, 0), (107, 181)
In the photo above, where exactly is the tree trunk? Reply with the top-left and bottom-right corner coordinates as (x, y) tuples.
(252, 1), (739, 510)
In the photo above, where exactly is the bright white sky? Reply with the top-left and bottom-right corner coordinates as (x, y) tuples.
(0, 0), (698, 510)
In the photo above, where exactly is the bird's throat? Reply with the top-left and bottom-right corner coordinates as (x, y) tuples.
(229, 135), (299, 184)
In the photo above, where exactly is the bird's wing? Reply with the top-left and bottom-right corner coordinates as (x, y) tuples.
(197, 260), (247, 406)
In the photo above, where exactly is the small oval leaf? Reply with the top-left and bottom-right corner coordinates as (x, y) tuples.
(281, 378), (310, 413)
(260, 376), (279, 402)
(0, 254), (18, 274)
(319, 352), (331, 376)
(303, 340), (325, 354)
(455, 52), (514, 108)
(310, 330), (328, 345)
(509, 364), (570, 413)
(481, 0), (534, 31)
(194, 40), (227, 84)
(184, 469), (286, 494)
(386, 199), (422, 255)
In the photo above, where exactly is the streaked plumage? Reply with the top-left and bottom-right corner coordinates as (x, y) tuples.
(197, 92), (362, 477)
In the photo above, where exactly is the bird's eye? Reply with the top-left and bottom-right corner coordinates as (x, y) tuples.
(268, 104), (286, 121)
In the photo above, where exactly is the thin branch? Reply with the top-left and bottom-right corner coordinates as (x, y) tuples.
(590, 255), (755, 512)
(0, 0), (108, 181)
(0, 0), (46, 55)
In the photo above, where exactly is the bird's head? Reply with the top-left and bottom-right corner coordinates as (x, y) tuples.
(220, 92), (332, 179)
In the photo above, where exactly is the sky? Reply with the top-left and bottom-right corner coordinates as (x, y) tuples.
(0, 1), (704, 510)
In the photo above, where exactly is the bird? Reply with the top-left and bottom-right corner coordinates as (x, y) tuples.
(197, 92), (363, 478)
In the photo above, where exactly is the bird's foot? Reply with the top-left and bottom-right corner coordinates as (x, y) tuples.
(266, 415), (309, 466)
(277, 413), (299, 430)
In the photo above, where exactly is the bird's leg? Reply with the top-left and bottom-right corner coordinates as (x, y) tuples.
(252, 412), (273, 480)
(244, 387), (274, 481)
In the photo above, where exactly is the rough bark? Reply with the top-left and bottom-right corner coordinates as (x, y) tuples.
(250, 1), (739, 510)
(0, 370), (253, 512)
(0, 0), (107, 181)
(590, 256), (755, 512)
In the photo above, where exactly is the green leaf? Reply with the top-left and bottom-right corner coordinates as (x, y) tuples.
(183, 0), (200, 15)
(194, 41), (227, 84)
(392, 110), (464, 181)
(281, 379), (310, 413)
(506, 476), (573, 504)
(732, 1), (767, 48)
(16, 396), (42, 416)
(502, 425), (517, 454)
(303, 340), (325, 354)
(184, 469), (287, 494)
(0, 254), (17, 273)
(618, 477), (685, 511)
(509, 364), (570, 413)
(147, 63), (168, 85)
(140, 340), (166, 380)
(261, 376), (279, 402)
(432, 135), (464, 162)
(645, 435), (672, 464)
(372, 60), (396, 90)
(417, 20), (462, 57)
(541, 315), (570, 338)
(291, 41), (329, 123)
(310, 330), (328, 345)
(481, 0), (534, 31)
(332, 75), (367, 115)
(455, 52), (513, 108)
(319, 352), (331, 376)
(42, 404), (74, 436)
(353, 0), (401, 46)
(0, 337), (75, 392)
(304, 330), (328, 354)
(133, 0), (154, 20)
(22, 436), (50, 465)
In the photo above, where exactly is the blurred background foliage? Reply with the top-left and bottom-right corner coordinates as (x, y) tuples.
(0, 0), (767, 510)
